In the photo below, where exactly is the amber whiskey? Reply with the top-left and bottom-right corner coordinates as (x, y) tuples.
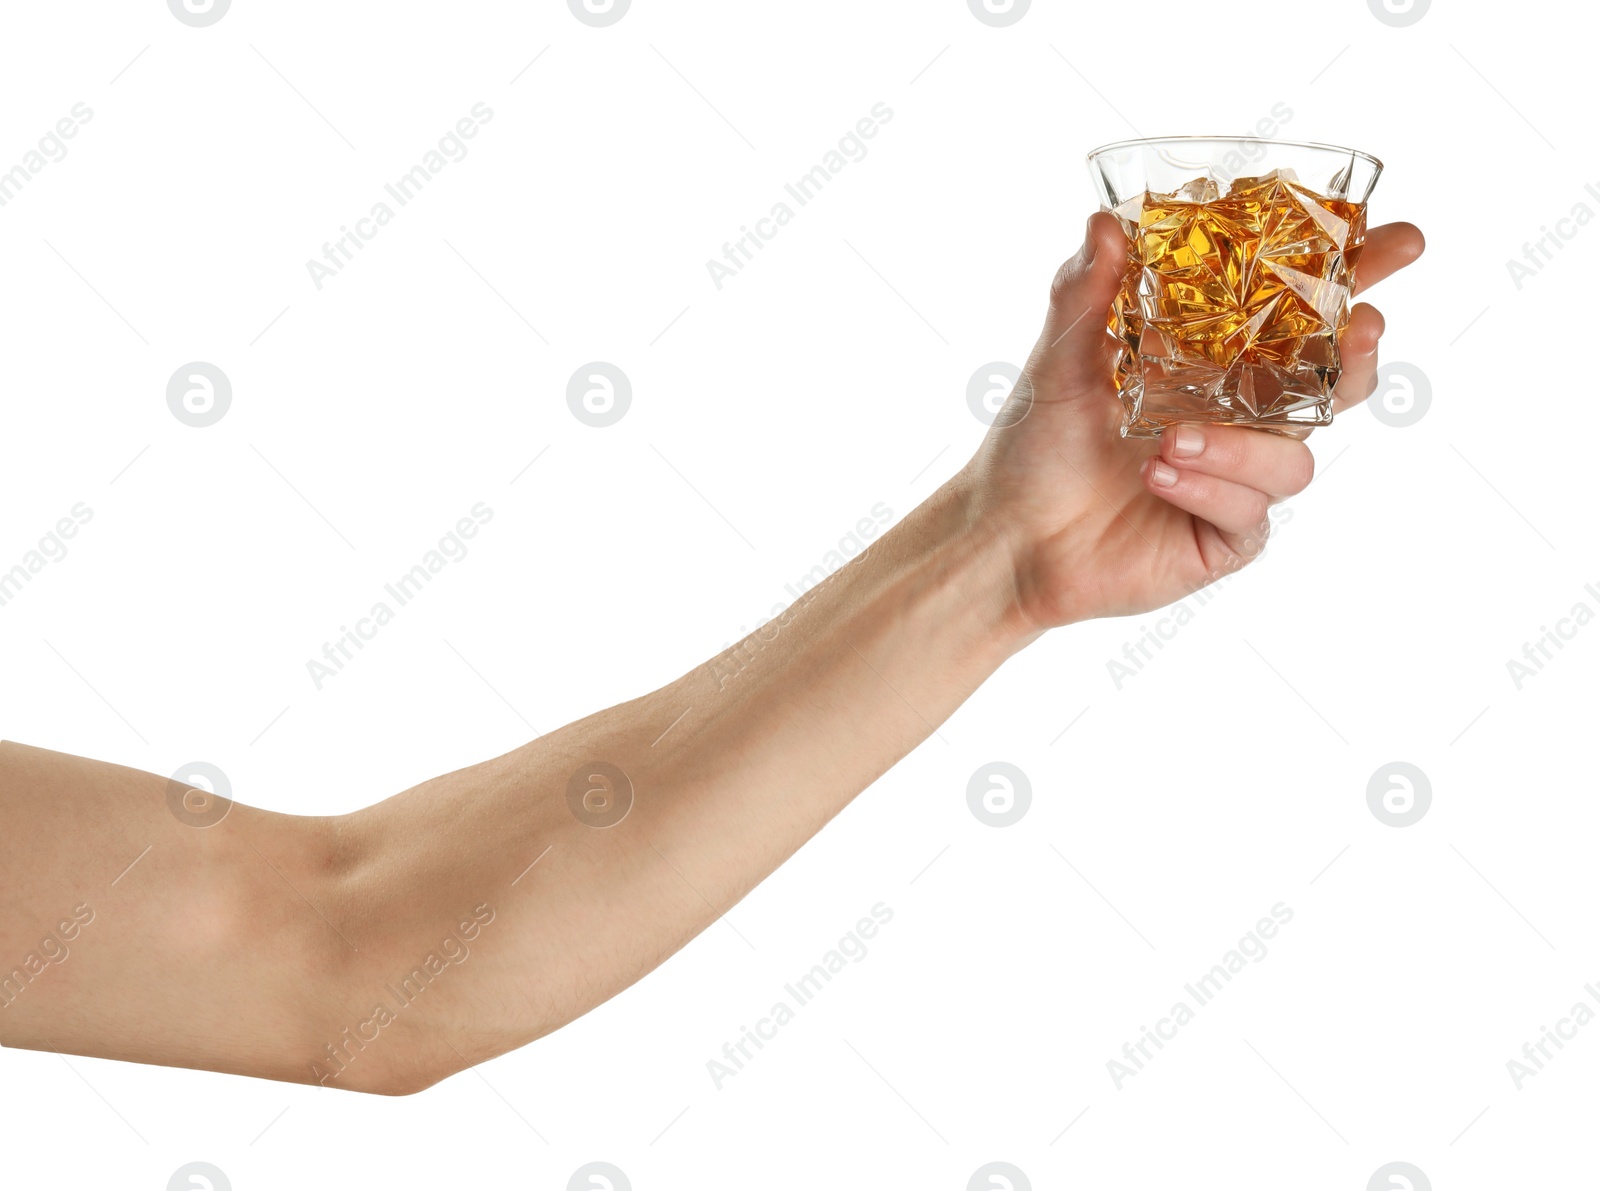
(1107, 169), (1366, 437)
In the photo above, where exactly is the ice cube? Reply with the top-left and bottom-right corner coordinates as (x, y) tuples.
(1172, 176), (1220, 203)
(1227, 167), (1300, 198)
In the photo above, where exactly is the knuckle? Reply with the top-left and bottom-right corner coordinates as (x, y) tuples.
(1049, 260), (1075, 305)
(1049, 248), (1090, 305)
(1286, 447), (1316, 494)
(1246, 492), (1272, 529)
(1235, 506), (1273, 560)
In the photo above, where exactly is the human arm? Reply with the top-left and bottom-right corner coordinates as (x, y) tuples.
(0, 212), (1423, 1093)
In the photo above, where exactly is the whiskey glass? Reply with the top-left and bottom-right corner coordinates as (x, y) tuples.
(1088, 136), (1382, 438)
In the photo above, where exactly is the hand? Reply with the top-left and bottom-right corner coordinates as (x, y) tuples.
(965, 211), (1425, 631)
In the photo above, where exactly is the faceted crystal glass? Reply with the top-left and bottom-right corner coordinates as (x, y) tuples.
(1087, 136), (1382, 438)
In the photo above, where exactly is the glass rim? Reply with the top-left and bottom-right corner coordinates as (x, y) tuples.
(1086, 135), (1383, 173)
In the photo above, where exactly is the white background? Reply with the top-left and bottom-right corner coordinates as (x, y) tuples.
(0, 0), (1591, 1187)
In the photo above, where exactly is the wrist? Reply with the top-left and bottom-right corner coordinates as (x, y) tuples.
(904, 470), (1043, 661)
(952, 457), (1101, 636)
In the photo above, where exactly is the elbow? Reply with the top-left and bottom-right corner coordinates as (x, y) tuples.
(294, 1009), (460, 1097)
(292, 819), (485, 1098)
(325, 1063), (446, 1098)
(301, 1028), (483, 1097)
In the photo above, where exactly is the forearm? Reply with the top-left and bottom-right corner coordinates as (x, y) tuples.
(0, 475), (1031, 1094)
(323, 473), (1033, 1092)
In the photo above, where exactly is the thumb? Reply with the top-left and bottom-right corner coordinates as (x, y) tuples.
(1035, 211), (1127, 384)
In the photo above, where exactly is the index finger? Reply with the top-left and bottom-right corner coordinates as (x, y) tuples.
(1353, 222), (1426, 295)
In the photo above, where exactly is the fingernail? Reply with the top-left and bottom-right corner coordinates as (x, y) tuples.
(1148, 460), (1178, 488)
(1171, 426), (1204, 458)
(1084, 215), (1098, 263)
